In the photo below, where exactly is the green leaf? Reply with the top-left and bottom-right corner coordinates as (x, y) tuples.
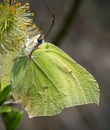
(0, 106), (12, 114)
(0, 106), (23, 130)
(2, 109), (23, 130)
(11, 43), (100, 117)
(0, 85), (11, 104)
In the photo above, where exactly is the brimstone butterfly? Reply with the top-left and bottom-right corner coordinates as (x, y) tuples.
(10, 35), (100, 118)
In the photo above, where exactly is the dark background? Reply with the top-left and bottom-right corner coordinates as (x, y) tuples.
(0, 0), (110, 130)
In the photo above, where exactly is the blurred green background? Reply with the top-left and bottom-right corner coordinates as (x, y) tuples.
(0, 0), (110, 130)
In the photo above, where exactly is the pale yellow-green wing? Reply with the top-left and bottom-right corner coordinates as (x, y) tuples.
(11, 43), (100, 118)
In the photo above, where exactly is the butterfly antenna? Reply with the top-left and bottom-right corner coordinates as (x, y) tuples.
(45, 14), (55, 38)
(41, 0), (55, 38)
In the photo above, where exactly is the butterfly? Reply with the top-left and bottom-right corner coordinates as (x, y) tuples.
(10, 34), (100, 118)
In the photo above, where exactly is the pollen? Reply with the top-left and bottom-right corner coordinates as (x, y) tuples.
(0, 0), (40, 53)
(8, 6), (16, 14)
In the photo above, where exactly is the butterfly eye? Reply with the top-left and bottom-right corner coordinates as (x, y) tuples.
(37, 37), (43, 44)
(37, 34), (45, 45)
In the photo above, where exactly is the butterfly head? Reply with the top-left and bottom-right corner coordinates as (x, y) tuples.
(37, 34), (45, 45)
